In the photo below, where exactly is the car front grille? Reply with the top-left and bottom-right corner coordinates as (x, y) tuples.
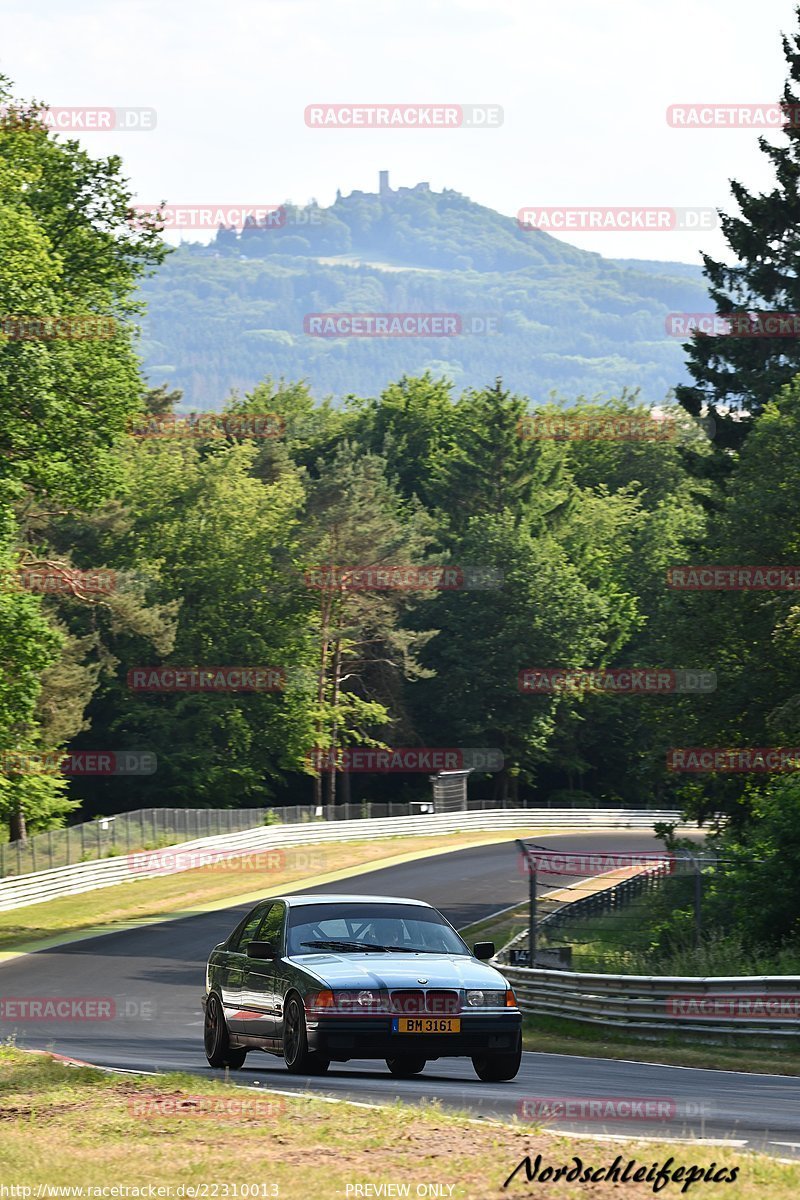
(390, 989), (460, 1015)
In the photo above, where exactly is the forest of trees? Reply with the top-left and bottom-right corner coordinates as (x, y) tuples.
(3, 4), (800, 963)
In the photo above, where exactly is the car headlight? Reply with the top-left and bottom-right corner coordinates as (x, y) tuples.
(340, 989), (387, 1011)
(466, 989), (506, 1007)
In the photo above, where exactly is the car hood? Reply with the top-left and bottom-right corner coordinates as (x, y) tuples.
(288, 952), (508, 990)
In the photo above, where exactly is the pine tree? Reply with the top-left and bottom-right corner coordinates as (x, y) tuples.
(676, 9), (800, 449)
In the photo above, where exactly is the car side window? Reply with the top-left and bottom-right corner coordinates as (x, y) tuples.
(229, 905), (268, 952)
(257, 901), (286, 954)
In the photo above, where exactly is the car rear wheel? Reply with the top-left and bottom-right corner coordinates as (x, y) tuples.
(386, 1056), (426, 1078)
(471, 1034), (522, 1082)
(282, 995), (330, 1075)
(204, 993), (247, 1069)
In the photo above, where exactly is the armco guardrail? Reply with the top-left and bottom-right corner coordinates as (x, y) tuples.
(0, 808), (689, 913)
(503, 964), (800, 1039)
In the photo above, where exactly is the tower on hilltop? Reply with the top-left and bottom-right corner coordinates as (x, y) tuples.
(379, 170), (390, 196)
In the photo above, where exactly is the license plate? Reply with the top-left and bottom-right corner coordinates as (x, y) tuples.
(392, 1017), (461, 1034)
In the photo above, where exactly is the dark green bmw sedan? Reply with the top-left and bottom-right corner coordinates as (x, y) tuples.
(203, 893), (522, 1081)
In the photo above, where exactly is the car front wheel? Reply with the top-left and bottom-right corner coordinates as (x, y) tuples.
(471, 1034), (522, 1082)
(386, 1056), (426, 1077)
(204, 993), (247, 1069)
(282, 995), (330, 1075)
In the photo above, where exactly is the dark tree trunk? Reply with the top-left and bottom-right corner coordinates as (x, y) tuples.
(9, 806), (27, 843)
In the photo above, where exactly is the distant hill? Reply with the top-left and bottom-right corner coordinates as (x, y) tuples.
(137, 174), (709, 407)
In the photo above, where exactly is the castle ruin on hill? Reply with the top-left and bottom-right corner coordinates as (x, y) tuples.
(336, 171), (431, 202)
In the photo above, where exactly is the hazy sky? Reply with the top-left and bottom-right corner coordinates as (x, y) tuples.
(1, 0), (795, 263)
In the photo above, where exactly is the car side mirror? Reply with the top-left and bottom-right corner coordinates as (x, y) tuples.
(473, 941), (495, 960)
(246, 939), (276, 960)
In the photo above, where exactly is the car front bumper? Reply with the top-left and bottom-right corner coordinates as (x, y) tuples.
(305, 1011), (522, 1059)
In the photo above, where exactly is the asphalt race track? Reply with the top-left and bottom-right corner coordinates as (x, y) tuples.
(2, 830), (799, 1158)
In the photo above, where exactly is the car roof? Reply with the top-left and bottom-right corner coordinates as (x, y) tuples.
(278, 894), (433, 908)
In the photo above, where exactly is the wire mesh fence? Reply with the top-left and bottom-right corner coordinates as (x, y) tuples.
(536, 870), (691, 971)
(0, 794), (672, 879)
(0, 807), (281, 878)
(510, 840), (710, 973)
(0, 796), (517, 878)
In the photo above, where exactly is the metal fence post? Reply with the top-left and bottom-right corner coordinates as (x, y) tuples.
(692, 855), (703, 947)
(516, 840), (536, 967)
(528, 859), (537, 966)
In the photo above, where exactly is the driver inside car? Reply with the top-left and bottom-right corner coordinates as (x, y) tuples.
(362, 917), (406, 947)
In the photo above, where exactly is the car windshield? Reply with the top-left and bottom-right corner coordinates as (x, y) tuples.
(286, 902), (469, 956)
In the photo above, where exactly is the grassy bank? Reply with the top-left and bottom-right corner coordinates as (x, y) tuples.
(0, 826), (544, 953)
(1, 1048), (796, 1199)
(540, 879), (800, 977)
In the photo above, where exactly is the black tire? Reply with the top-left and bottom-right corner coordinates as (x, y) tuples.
(386, 1056), (426, 1078)
(282, 994), (330, 1075)
(204, 993), (247, 1069)
(472, 1034), (522, 1082)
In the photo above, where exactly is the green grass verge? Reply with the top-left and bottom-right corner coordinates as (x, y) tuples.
(1, 1048), (797, 1199)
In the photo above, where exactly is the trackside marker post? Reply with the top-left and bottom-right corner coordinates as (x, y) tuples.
(517, 839), (536, 966)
